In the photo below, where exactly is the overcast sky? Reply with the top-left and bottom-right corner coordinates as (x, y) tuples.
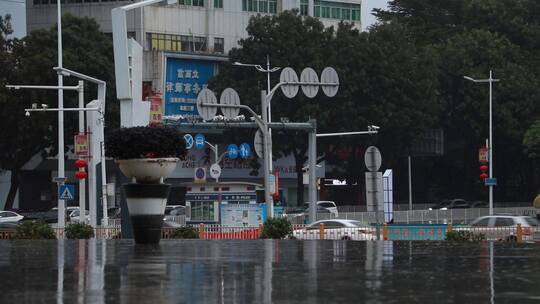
(362, 0), (390, 31)
(0, 0), (26, 38)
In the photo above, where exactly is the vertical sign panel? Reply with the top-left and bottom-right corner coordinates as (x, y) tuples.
(164, 57), (216, 119)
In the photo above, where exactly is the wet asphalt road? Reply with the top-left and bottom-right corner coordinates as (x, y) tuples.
(0, 240), (539, 303)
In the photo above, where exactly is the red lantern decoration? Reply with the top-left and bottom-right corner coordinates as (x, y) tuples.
(75, 170), (88, 180)
(480, 165), (488, 173)
(480, 173), (488, 180)
(75, 159), (87, 168)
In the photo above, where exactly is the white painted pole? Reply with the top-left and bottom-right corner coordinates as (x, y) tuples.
(78, 81), (86, 224)
(57, 0), (65, 229)
(261, 91), (274, 218)
(488, 70), (494, 216)
(408, 155), (412, 210)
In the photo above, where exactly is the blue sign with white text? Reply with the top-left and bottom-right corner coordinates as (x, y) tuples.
(195, 134), (206, 149)
(164, 57), (216, 118)
(228, 144), (239, 159)
(184, 134), (194, 149)
(59, 184), (75, 201)
(239, 143), (251, 159)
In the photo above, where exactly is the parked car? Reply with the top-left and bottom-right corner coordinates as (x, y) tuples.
(169, 206), (186, 216)
(469, 215), (540, 241)
(69, 209), (90, 223)
(429, 199), (470, 210)
(0, 211), (24, 223)
(316, 201), (339, 217)
(470, 201), (488, 208)
(293, 219), (374, 240)
(165, 205), (184, 215)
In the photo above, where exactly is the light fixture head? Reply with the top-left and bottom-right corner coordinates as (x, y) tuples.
(25, 111), (30, 117)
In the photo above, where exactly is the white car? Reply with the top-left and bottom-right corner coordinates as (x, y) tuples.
(317, 201), (339, 218)
(293, 219), (374, 240)
(0, 211), (24, 223)
(468, 215), (540, 241)
(69, 210), (90, 223)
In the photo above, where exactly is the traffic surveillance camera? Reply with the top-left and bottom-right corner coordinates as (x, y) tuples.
(25, 111), (30, 117)
(41, 104), (49, 109)
(369, 125), (380, 130)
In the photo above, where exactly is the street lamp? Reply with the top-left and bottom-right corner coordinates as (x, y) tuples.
(464, 70), (500, 215)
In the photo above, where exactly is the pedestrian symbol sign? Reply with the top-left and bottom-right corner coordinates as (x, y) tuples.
(59, 184), (75, 200)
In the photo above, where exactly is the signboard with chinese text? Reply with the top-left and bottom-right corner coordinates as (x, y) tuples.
(479, 146), (488, 163)
(149, 93), (163, 124)
(164, 57), (216, 119)
(74, 133), (89, 157)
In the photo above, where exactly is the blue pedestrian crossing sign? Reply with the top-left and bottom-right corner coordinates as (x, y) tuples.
(184, 134), (194, 149)
(59, 184), (75, 200)
(484, 178), (497, 186)
(239, 143), (251, 159)
(227, 144), (239, 159)
(195, 133), (206, 149)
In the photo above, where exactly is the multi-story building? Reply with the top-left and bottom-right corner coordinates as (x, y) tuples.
(22, 0), (361, 211)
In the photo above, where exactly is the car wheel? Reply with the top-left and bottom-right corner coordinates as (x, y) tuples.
(506, 235), (517, 242)
(341, 236), (351, 241)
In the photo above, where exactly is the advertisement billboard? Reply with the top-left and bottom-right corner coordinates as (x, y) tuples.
(164, 57), (216, 119)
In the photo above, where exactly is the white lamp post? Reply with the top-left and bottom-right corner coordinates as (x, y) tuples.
(464, 70), (500, 215)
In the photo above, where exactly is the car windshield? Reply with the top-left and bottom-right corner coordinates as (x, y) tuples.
(524, 217), (539, 226)
(436, 201), (451, 207)
(318, 202), (335, 208)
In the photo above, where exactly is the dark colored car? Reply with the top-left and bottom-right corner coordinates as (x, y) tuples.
(429, 199), (470, 210)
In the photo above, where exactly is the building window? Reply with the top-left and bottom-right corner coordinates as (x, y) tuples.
(214, 0), (223, 8)
(300, 0), (308, 16)
(147, 32), (207, 52)
(214, 37), (224, 54)
(314, 1), (361, 21)
(190, 201), (215, 221)
(242, 0), (276, 14)
(179, 0), (204, 7)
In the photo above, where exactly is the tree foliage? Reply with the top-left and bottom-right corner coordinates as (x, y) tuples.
(0, 14), (118, 210)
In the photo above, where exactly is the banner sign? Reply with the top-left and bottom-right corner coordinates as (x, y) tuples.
(149, 93), (163, 124)
(479, 146), (488, 163)
(74, 133), (89, 157)
(164, 57), (216, 119)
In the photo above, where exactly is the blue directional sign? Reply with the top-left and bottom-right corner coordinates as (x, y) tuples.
(239, 143), (252, 159)
(195, 133), (206, 149)
(484, 178), (497, 186)
(58, 184), (75, 200)
(184, 134), (194, 149)
(227, 144), (239, 159)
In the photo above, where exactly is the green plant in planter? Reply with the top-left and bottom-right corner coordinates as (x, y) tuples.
(170, 226), (199, 239)
(65, 223), (95, 239)
(446, 230), (485, 242)
(260, 217), (293, 239)
(105, 126), (186, 159)
(13, 221), (56, 239)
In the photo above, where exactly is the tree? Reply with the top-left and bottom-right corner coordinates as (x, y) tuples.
(210, 11), (441, 205)
(0, 14), (117, 210)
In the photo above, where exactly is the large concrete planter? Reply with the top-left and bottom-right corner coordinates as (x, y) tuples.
(116, 158), (179, 183)
(123, 183), (170, 244)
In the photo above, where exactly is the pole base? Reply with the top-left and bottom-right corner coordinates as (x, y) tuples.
(123, 183), (170, 244)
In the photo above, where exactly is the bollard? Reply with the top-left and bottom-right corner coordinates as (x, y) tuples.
(516, 224), (523, 243)
(319, 223), (325, 240)
(199, 223), (205, 240)
(383, 223), (389, 240)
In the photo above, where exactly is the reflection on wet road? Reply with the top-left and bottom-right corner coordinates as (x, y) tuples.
(1, 240), (539, 303)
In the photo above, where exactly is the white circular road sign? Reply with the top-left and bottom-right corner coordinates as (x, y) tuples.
(320, 67), (339, 97)
(300, 67), (319, 98)
(210, 163), (222, 179)
(279, 67), (299, 98)
(364, 146), (382, 172)
(220, 88), (240, 119)
(196, 88), (218, 121)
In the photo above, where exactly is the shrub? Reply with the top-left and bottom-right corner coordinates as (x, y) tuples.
(105, 126), (186, 160)
(13, 221), (56, 239)
(65, 223), (94, 239)
(446, 230), (485, 242)
(260, 217), (292, 239)
(170, 226), (199, 239)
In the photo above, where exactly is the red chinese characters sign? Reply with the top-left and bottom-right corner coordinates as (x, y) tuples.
(478, 146), (488, 163)
(74, 133), (89, 157)
(149, 93), (163, 124)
